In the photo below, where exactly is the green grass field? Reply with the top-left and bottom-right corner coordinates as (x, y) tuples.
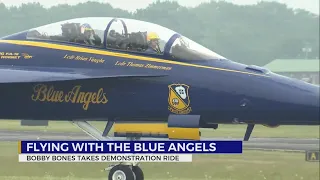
(0, 120), (319, 139)
(0, 142), (319, 180)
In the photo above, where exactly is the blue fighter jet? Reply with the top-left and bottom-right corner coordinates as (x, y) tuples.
(0, 17), (319, 180)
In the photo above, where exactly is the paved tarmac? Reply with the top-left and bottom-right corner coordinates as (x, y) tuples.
(0, 130), (319, 151)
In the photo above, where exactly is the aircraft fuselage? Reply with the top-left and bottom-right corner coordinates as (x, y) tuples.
(0, 40), (319, 126)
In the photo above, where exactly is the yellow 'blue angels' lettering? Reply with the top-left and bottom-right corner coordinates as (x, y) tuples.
(31, 84), (108, 110)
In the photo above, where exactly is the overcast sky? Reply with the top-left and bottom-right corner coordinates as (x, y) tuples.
(0, 0), (319, 14)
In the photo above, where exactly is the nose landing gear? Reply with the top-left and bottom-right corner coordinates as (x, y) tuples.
(107, 164), (144, 180)
(71, 121), (145, 180)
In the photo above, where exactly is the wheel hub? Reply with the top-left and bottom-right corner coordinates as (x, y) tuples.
(112, 170), (126, 180)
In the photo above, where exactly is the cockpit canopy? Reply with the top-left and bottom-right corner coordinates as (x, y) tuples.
(25, 17), (226, 61)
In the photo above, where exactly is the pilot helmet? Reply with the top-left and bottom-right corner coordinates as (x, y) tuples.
(147, 32), (160, 42)
(147, 32), (161, 52)
(80, 23), (94, 39)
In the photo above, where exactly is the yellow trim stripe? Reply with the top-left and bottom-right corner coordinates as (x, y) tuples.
(18, 141), (21, 154)
(0, 40), (269, 77)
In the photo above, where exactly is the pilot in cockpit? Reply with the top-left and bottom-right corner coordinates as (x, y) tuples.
(75, 23), (101, 46)
(145, 32), (162, 54)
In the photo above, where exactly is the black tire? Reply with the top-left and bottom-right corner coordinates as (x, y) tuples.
(108, 165), (135, 180)
(132, 166), (144, 180)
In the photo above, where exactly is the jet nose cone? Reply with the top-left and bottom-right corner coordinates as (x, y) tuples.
(273, 75), (320, 125)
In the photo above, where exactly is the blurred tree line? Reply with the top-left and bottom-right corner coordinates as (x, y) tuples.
(0, 1), (318, 65)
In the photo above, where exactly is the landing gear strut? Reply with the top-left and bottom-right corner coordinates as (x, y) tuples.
(244, 124), (255, 141)
(71, 120), (144, 180)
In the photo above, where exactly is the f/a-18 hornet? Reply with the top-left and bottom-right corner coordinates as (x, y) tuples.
(0, 17), (319, 180)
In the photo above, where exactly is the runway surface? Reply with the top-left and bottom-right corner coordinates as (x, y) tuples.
(0, 130), (319, 151)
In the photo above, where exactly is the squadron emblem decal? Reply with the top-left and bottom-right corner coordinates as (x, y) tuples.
(168, 84), (192, 114)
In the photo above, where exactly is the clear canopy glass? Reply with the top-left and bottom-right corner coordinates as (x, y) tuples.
(26, 17), (226, 60)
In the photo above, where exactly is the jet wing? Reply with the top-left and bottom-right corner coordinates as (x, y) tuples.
(0, 66), (167, 83)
